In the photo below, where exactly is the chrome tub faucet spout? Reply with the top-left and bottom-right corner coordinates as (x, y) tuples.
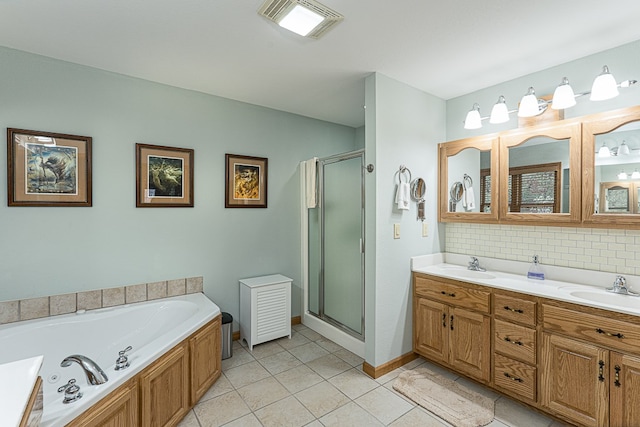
(60, 355), (109, 385)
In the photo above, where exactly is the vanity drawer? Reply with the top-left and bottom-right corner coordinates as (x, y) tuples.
(415, 276), (490, 313)
(543, 304), (640, 354)
(493, 354), (536, 401)
(494, 319), (536, 364)
(494, 294), (537, 327)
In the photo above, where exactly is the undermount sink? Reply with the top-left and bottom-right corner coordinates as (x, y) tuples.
(568, 289), (640, 309)
(449, 270), (496, 280)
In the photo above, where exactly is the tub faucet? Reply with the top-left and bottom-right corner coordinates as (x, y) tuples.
(61, 355), (109, 385)
(468, 257), (486, 272)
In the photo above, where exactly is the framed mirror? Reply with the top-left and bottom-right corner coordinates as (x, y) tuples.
(583, 105), (640, 225)
(498, 120), (582, 224)
(438, 134), (499, 223)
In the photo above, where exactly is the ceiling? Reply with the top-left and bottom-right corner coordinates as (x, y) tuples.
(1, 0), (640, 128)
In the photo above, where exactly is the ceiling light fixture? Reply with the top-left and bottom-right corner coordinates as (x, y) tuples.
(463, 65), (637, 130)
(258, 0), (344, 39)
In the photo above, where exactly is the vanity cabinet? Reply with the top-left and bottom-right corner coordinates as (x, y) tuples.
(541, 302), (640, 427)
(413, 275), (491, 383)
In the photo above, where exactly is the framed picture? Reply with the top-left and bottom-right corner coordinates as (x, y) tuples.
(225, 154), (268, 208)
(7, 128), (92, 207)
(136, 143), (194, 207)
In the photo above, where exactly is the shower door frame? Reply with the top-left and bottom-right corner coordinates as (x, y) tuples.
(309, 149), (366, 341)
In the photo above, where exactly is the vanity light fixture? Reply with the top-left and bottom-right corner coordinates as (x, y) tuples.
(618, 140), (631, 156)
(597, 142), (611, 158)
(632, 170), (640, 180)
(463, 65), (637, 130)
(464, 103), (483, 129)
(618, 170), (628, 180)
(258, 0), (344, 39)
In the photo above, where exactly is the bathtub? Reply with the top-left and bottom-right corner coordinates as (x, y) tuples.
(0, 292), (220, 426)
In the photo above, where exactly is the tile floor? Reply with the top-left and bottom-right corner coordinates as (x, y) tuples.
(178, 324), (567, 427)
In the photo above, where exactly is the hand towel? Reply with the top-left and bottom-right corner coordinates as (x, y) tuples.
(305, 158), (318, 208)
(396, 182), (410, 210)
(464, 186), (476, 210)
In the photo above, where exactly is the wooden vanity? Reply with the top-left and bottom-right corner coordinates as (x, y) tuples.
(413, 272), (640, 427)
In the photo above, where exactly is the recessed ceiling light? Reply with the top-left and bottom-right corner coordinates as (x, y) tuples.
(258, 0), (344, 39)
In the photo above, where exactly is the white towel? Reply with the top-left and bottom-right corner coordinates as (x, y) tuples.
(305, 158), (318, 208)
(395, 182), (410, 210)
(464, 186), (476, 210)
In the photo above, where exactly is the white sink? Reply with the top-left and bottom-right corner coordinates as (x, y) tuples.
(448, 270), (496, 280)
(568, 289), (640, 309)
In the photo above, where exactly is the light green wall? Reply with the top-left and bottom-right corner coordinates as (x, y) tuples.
(365, 73), (446, 366)
(0, 47), (357, 324)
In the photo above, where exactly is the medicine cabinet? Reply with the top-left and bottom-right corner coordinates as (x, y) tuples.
(582, 105), (640, 226)
(438, 134), (499, 223)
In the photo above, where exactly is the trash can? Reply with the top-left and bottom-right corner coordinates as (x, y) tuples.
(221, 312), (233, 360)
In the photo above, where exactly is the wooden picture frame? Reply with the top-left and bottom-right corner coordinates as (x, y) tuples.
(136, 143), (194, 208)
(7, 128), (92, 207)
(225, 154), (268, 208)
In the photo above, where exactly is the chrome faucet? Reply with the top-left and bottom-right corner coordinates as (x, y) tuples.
(61, 355), (109, 385)
(468, 257), (486, 272)
(607, 275), (639, 296)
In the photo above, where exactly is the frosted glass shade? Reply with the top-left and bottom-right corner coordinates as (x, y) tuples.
(598, 142), (611, 158)
(464, 104), (482, 129)
(552, 78), (577, 109)
(490, 96), (509, 124)
(518, 87), (540, 117)
(632, 170), (640, 179)
(279, 5), (324, 36)
(590, 66), (619, 101)
(618, 140), (630, 156)
(618, 171), (628, 180)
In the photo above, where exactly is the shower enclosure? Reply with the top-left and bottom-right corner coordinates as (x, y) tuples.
(303, 150), (365, 353)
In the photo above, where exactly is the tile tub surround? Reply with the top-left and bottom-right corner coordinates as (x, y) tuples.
(177, 324), (562, 427)
(0, 276), (203, 325)
(446, 223), (640, 277)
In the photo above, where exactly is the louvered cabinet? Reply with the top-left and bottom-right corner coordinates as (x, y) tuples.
(239, 274), (292, 351)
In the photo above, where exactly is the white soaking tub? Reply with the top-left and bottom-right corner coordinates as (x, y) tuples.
(0, 292), (220, 426)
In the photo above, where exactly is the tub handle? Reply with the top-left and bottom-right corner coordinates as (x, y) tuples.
(115, 346), (133, 371)
(58, 379), (83, 404)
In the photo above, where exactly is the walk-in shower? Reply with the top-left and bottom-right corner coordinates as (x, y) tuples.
(301, 149), (365, 357)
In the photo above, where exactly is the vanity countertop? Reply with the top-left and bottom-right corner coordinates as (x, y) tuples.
(0, 355), (43, 427)
(412, 253), (640, 317)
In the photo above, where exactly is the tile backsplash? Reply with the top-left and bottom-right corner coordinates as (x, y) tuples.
(0, 276), (204, 325)
(446, 223), (640, 276)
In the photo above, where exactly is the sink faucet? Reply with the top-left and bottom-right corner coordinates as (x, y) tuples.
(61, 355), (109, 385)
(468, 257), (486, 272)
(607, 275), (639, 296)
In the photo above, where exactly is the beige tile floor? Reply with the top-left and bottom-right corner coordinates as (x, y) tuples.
(178, 324), (567, 427)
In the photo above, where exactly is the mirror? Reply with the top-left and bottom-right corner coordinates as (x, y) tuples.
(411, 178), (426, 221)
(499, 121), (581, 224)
(583, 105), (640, 224)
(438, 135), (499, 222)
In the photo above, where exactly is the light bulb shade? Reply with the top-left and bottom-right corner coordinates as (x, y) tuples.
(618, 171), (628, 180)
(552, 77), (577, 109)
(518, 87), (541, 117)
(464, 104), (482, 130)
(618, 140), (630, 156)
(590, 65), (620, 101)
(632, 170), (640, 179)
(598, 142), (611, 158)
(489, 96), (510, 124)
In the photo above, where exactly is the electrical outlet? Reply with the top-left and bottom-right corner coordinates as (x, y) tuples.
(393, 223), (400, 239)
(422, 222), (428, 237)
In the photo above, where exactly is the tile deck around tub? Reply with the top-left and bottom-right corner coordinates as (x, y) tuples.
(179, 324), (566, 427)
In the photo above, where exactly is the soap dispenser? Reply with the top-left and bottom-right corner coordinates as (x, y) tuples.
(527, 255), (545, 280)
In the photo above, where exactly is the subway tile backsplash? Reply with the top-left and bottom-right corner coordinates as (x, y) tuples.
(0, 276), (204, 325)
(446, 223), (640, 276)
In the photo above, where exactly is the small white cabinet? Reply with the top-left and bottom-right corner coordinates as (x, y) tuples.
(239, 274), (292, 351)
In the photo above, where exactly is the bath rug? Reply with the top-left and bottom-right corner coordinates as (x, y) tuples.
(393, 368), (495, 427)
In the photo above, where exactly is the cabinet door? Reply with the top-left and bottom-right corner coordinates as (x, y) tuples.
(449, 307), (491, 383)
(610, 352), (640, 427)
(414, 297), (448, 364)
(140, 342), (190, 427)
(190, 316), (222, 404)
(540, 333), (608, 427)
(67, 379), (138, 427)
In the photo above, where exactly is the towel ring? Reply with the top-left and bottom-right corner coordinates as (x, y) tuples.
(463, 174), (473, 187)
(398, 165), (412, 184)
